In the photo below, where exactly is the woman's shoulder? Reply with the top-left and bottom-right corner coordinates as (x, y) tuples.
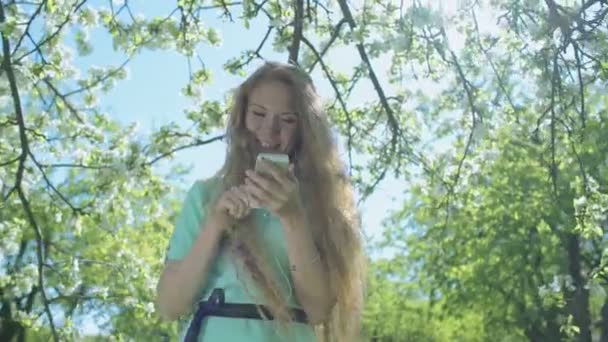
(187, 175), (223, 205)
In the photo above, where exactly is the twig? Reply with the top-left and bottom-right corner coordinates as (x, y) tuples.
(39, 163), (112, 169)
(43, 78), (84, 123)
(301, 36), (354, 174)
(0, 156), (20, 167)
(16, 0), (88, 63)
(10, 0), (46, 56)
(229, 26), (272, 71)
(441, 28), (479, 189)
(64, 58), (131, 97)
(471, 8), (519, 121)
(250, 0), (270, 17)
(572, 41), (586, 129)
(216, 0), (235, 20)
(336, 0), (400, 146)
(308, 18), (347, 73)
(145, 135), (225, 166)
(336, 0), (406, 199)
(29, 152), (84, 213)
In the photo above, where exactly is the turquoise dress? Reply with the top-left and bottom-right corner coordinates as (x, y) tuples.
(165, 178), (317, 342)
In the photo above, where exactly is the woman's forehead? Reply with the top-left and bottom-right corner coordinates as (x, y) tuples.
(248, 80), (296, 114)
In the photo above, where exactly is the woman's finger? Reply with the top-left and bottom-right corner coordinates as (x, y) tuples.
(245, 169), (280, 193)
(244, 178), (276, 207)
(232, 186), (250, 208)
(224, 190), (241, 217)
(232, 187), (250, 218)
(233, 188), (249, 217)
(256, 161), (292, 190)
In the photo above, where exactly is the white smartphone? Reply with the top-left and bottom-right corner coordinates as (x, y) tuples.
(255, 153), (290, 173)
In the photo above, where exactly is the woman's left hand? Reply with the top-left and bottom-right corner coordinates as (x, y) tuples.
(244, 160), (302, 219)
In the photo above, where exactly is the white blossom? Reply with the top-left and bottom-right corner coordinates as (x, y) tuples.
(124, 297), (137, 306)
(55, 211), (63, 223)
(573, 196), (587, 210)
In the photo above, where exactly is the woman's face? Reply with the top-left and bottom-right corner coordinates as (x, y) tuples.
(245, 79), (299, 156)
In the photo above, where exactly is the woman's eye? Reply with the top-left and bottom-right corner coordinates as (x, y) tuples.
(283, 118), (296, 124)
(253, 111), (265, 117)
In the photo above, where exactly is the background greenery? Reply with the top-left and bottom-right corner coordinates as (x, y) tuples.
(1, 0), (607, 341)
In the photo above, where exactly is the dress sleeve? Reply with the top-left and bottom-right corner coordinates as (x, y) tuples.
(165, 180), (211, 261)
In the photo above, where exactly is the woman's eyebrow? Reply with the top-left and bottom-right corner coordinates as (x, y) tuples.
(250, 103), (266, 110)
(250, 103), (296, 116)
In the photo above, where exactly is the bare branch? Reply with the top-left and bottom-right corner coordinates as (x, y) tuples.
(572, 41), (586, 129)
(16, 0), (88, 63)
(0, 156), (20, 167)
(336, 0), (410, 200)
(308, 18), (347, 73)
(145, 134), (225, 166)
(64, 58), (131, 97)
(43, 78), (84, 123)
(232, 26), (273, 70)
(10, 0), (46, 56)
(439, 28), (479, 190)
(250, 0), (270, 17)
(472, 8), (519, 121)
(39, 162), (112, 170)
(29, 152), (85, 213)
(336, 0), (401, 146)
(301, 36), (355, 174)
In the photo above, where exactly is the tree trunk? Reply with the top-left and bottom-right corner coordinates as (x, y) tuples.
(600, 299), (608, 342)
(0, 319), (22, 342)
(566, 233), (591, 342)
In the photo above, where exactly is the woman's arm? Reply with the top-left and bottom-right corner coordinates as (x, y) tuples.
(280, 205), (336, 324)
(156, 186), (250, 321)
(155, 215), (227, 321)
(244, 162), (337, 323)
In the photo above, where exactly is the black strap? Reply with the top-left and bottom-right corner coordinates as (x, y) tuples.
(184, 288), (309, 342)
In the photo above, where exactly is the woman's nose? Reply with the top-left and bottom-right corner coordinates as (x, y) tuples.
(260, 116), (280, 137)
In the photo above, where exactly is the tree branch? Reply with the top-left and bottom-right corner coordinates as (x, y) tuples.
(336, 0), (410, 201)
(64, 58), (131, 97)
(549, 53), (559, 196)
(336, 0), (400, 147)
(471, 8), (519, 121)
(39, 162), (113, 170)
(144, 134), (225, 166)
(43, 78), (84, 123)
(439, 28), (479, 191)
(29, 152), (85, 214)
(0, 3), (59, 341)
(308, 18), (347, 73)
(288, 0), (304, 64)
(572, 41), (586, 129)
(0, 156), (20, 167)
(301, 36), (355, 174)
(231, 26), (272, 70)
(10, 0), (46, 56)
(16, 0), (88, 63)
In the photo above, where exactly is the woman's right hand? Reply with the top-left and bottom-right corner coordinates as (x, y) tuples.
(210, 186), (251, 229)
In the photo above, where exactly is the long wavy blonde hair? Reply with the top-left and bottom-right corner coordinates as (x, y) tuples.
(210, 61), (366, 341)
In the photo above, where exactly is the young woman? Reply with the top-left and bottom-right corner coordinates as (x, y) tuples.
(156, 61), (365, 342)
